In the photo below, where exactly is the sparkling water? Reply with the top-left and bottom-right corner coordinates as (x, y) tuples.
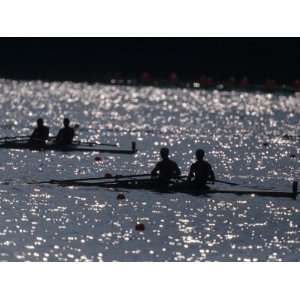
(0, 79), (299, 261)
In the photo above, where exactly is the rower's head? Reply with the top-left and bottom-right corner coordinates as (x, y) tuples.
(63, 118), (70, 127)
(196, 149), (205, 161)
(160, 147), (169, 160)
(37, 118), (44, 127)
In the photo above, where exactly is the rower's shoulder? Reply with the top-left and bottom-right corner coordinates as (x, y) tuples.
(203, 160), (213, 168)
(193, 160), (212, 167)
(155, 160), (163, 167)
(190, 161), (197, 168)
(169, 159), (179, 167)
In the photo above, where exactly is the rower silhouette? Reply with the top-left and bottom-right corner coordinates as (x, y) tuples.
(55, 118), (75, 146)
(151, 147), (181, 183)
(29, 118), (49, 146)
(188, 149), (215, 187)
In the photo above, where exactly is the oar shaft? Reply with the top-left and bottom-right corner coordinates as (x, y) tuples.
(35, 177), (237, 186)
(215, 179), (239, 186)
(32, 173), (152, 184)
(58, 175), (187, 186)
(0, 135), (31, 141)
(82, 142), (118, 147)
(96, 143), (118, 147)
(178, 176), (238, 186)
(72, 140), (118, 147)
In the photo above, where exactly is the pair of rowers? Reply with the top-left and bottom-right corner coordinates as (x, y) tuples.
(151, 147), (215, 187)
(29, 118), (75, 146)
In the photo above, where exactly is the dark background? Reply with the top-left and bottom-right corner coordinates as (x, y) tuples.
(0, 38), (299, 84)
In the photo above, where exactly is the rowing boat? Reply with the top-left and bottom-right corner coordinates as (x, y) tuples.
(53, 178), (299, 199)
(0, 140), (137, 154)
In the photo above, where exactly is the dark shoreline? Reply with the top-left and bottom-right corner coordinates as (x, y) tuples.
(1, 73), (299, 95)
(1, 39), (300, 77)
(1, 38), (300, 93)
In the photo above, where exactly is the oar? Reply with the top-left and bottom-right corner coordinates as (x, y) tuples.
(46, 137), (118, 147)
(153, 176), (274, 191)
(177, 176), (240, 186)
(214, 179), (275, 190)
(215, 179), (240, 186)
(55, 173), (184, 185)
(29, 173), (152, 184)
(0, 137), (31, 143)
(84, 142), (118, 147)
(73, 141), (118, 147)
(57, 176), (242, 188)
(0, 135), (31, 141)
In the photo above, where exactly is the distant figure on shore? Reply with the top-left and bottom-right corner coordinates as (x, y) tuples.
(29, 118), (49, 145)
(151, 147), (181, 182)
(188, 149), (215, 187)
(55, 118), (75, 146)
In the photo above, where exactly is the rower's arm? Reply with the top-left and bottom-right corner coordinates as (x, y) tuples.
(174, 164), (181, 177)
(30, 128), (37, 139)
(55, 129), (63, 143)
(71, 128), (75, 140)
(208, 165), (215, 183)
(45, 127), (50, 140)
(187, 165), (195, 182)
(151, 163), (160, 177)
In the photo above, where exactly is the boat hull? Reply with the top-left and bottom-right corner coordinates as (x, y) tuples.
(0, 141), (137, 154)
(57, 179), (298, 199)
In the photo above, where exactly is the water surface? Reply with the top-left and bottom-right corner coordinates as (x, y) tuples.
(0, 79), (299, 261)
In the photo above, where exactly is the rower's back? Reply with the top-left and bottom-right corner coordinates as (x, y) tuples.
(30, 119), (49, 144)
(56, 118), (75, 146)
(188, 149), (215, 186)
(151, 147), (181, 182)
